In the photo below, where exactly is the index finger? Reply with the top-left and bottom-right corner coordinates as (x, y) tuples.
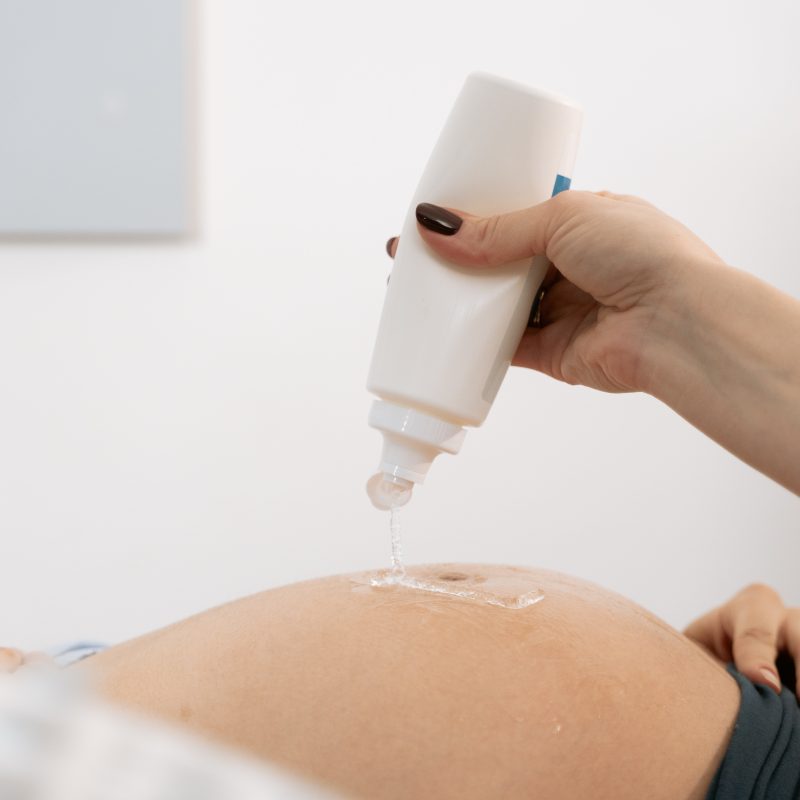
(723, 584), (785, 692)
(684, 607), (732, 663)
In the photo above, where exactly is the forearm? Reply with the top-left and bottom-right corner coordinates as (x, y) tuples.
(646, 259), (800, 494)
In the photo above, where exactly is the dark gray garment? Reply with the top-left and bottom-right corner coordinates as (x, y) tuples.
(706, 663), (800, 799)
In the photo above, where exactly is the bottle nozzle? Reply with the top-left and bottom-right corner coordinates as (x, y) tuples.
(366, 473), (414, 511)
(365, 400), (467, 509)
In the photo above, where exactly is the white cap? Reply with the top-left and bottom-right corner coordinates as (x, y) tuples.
(368, 400), (466, 485)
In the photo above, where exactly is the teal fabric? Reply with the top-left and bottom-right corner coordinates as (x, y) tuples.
(706, 664), (800, 799)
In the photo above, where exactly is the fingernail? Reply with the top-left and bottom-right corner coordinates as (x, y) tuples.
(760, 667), (781, 691)
(385, 236), (397, 257)
(415, 203), (463, 236)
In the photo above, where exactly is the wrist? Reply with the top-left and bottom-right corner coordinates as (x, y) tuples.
(639, 257), (800, 493)
(636, 256), (730, 401)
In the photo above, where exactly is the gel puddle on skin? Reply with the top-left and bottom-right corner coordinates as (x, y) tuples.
(357, 506), (544, 610)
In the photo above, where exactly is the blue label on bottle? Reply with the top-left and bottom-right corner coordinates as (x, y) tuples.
(551, 174), (571, 196)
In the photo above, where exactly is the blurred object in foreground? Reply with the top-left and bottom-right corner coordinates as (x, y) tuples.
(0, 669), (337, 799)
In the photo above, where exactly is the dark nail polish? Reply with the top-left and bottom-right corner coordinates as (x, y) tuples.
(385, 236), (397, 257)
(415, 203), (463, 236)
(528, 286), (547, 328)
(527, 302), (539, 329)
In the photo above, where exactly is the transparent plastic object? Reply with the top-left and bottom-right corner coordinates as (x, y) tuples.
(352, 564), (544, 610)
(366, 473), (413, 511)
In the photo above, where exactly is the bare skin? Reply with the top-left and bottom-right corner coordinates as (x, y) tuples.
(78, 564), (740, 800)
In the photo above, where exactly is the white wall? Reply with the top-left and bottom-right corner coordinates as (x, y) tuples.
(1, 0), (798, 650)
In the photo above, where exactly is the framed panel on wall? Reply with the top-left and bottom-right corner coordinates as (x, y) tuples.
(0, 0), (193, 236)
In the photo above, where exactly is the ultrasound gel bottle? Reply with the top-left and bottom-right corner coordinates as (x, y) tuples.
(366, 72), (583, 510)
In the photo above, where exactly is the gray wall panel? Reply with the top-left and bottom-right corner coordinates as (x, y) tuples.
(0, 0), (190, 235)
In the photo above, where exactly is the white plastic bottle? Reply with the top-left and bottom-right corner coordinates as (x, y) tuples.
(366, 72), (583, 510)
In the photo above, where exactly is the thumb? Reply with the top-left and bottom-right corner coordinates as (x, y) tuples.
(414, 192), (585, 268)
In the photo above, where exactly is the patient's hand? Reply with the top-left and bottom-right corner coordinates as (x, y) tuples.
(684, 583), (799, 694)
(0, 647), (23, 673)
(0, 646), (52, 673)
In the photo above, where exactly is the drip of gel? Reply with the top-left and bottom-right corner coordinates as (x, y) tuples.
(365, 474), (543, 609)
(388, 506), (405, 580)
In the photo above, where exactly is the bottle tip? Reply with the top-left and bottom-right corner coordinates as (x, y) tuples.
(366, 473), (413, 511)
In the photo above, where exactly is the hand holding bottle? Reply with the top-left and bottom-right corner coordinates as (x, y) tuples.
(386, 190), (800, 494)
(394, 190), (723, 393)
